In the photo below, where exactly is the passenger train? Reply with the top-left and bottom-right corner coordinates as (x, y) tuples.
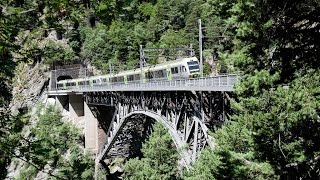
(56, 57), (200, 90)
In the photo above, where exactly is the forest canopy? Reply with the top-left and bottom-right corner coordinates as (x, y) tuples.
(0, 0), (319, 179)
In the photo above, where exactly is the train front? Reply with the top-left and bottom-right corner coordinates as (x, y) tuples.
(187, 58), (200, 78)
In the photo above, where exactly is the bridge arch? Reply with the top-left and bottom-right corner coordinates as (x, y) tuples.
(99, 108), (214, 167)
(83, 91), (223, 168)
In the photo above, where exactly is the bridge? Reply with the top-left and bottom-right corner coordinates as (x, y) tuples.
(47, 68), (239, 171)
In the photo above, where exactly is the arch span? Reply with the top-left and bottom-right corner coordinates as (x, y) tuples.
(98, 109), (212, 167)
(85, 91), (223, 168)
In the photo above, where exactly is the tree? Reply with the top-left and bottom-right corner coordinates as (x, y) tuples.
(0, 3), (25, 178)
(15, 106), (94, 179)
(124, 122), (179, 180)
(226, 0), (320, 178)
(186, 0), (320, 179)
(43, 40), (77, 64)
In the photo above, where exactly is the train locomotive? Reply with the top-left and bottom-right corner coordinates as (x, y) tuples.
(56, 57), (200, 90)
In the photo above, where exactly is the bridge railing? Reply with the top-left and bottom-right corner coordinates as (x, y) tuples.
(51, 74), (239, 92)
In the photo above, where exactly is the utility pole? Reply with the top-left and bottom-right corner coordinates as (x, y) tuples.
(139, 45), (144, 82)
(109, 62), (112, 77)
(139, 45), (145, 110)
(198, 19), (205, 126)
(198, 19), (203, 78)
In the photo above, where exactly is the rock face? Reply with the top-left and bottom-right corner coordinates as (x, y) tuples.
(11, 63), (49, 114)
(203, 49), (219, 76)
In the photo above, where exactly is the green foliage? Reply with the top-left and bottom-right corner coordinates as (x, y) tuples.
(0, 112), (27, 179)
(43, 40), (77, 64)
(124, 122), (179, 180)
(207, 0), (320, 178)
(0, 9), (26, 175)
(203, 61), (211, 76)
(80, 23), (112, 70)
(184, 149), (277, 180)
(159, 29), (188, 48)
(138, 2), (156, 18)
(1, 0), (319, 179)
(184, 0), (320, 179)
(249, 71), (320, 178)
(16, 106), (94, 179)
(54, 146), (94, 179)
(0, 0), (89, 178)
(184, 118), (277, 179)
(16, 164), (38, 180)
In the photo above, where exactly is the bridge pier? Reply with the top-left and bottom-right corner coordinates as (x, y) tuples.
(55, 95), (68, 111)
(53, 94), (99, 154)
(69, 94), (84, 127)
(84, 101), (99, 153)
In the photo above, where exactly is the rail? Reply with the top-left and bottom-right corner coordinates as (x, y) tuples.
(48, 74), (239, 94)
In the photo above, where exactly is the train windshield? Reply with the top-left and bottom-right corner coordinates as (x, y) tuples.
(187, 61), (199, 72)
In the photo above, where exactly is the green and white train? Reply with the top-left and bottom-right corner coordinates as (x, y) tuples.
(56, 57), (200, 90)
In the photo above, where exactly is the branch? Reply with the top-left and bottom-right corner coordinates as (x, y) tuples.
(285, 155), (320, 168)
(1, 140), (66, 179)
(278, 134), (287, 160)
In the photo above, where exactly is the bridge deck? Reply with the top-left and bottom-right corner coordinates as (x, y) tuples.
(48, 75), (239, 95)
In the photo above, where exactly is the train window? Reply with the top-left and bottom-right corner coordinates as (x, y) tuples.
(189, 65), (199, 70)
(128, 75), (134, 81)
(155, 70), (165, 78)
(187, 61), (198, 65)
(117, 76), (124, 82)
(182, 66), (186, 72)
(79, 81), (85, 85)
(67, 82), (75, 86)
(93, 80), (97, 83)
(171, 67), (178, 74)
(111, 77), (117, 83)
(102, 78), (108, 82)
(145, 71), (153, 79)
(134, 74), (140, 80)
(161, 70), (165, 77)
(187, 61), (199, 71)
(154, 71), (160, 78)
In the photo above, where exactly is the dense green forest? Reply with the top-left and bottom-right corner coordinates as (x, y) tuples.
(1, 0), (319, 179)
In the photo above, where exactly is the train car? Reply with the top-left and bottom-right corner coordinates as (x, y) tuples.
(146, 57), (200, 80)
(56, 57), (200, 90)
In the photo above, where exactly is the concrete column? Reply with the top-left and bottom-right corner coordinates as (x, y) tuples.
(84, 101), (98, 154)
(97, 127), (107, 152)
(55, 96), (68, 111)
(69, 94), (84, 126)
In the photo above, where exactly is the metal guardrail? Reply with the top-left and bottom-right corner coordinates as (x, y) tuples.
(48, 74), (239, 94)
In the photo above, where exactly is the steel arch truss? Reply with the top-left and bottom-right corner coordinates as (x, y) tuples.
(85, 91), (230, 166)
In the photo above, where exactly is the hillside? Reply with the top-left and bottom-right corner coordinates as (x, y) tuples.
(1, 0), (320, 179)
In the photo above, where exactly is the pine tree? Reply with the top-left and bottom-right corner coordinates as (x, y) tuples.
(124, 122), (179, 180)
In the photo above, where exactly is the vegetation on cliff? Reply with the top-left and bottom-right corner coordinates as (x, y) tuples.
(184, 0), (320, 179)
(1, 0), (319, 179)
(15, 107), (94, 179)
